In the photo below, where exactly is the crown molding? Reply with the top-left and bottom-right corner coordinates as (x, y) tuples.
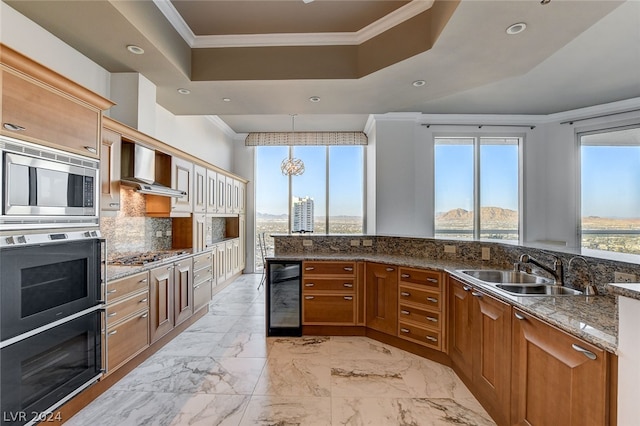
(154, 0), (434, 48)
(206, 115), (237, 139)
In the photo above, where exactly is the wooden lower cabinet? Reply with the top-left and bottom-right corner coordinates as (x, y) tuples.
(106, 310), (149, 373)
(174, 260), (193, 326)
(302, 260), (357, 325)
(448, 276), (474, 379)
(511, 308), (609, 426)
(303, 294), (355, 324)
(149, 265), (175, 343)
(365, 263), (398, 335)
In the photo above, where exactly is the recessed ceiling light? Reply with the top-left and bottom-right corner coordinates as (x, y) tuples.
(412, 80), (426, 87)
(223, 98), (231, 102)
(309, 96), (321, 103)
(506, 22), (527, 35)
(177, 88), (191, 95)
(303, 0), (314, 3)
(126, 45), (145, 55)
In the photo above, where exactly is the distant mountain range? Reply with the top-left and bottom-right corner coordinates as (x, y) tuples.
(436, 207), (518, 222)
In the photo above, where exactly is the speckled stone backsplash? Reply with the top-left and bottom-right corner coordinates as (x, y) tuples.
(101, 188), (172, 256)
(273, 234), (640, 295)
(210, 218), (226, 242)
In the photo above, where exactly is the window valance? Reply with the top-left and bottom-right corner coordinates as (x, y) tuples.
(245, 131), (367, 146)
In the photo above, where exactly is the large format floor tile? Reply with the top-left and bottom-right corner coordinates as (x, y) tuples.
(66, 273), (494, 426)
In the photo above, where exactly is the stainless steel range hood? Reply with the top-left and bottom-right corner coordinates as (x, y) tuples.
(120, 143), (186, 198)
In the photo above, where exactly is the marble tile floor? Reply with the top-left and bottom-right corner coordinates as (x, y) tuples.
(66, 274), (495, 426)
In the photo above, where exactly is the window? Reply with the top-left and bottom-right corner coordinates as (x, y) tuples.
(255, 145), (365, 270)
(580, 125), (640, 255)
(434, 136), (520, 240)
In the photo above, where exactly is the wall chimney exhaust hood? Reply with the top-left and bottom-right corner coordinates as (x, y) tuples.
(120, 143), (186, 198)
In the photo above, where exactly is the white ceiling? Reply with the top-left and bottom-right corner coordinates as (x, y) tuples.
(5, 0), (640, 133)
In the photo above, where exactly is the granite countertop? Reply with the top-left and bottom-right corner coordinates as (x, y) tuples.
(106, 249), (196, 281)
(268, 253), (619, 354)
(607, 282), (640, 301)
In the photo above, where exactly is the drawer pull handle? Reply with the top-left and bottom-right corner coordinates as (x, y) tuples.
(139, 278), (148, 283)
(401, 310), (410, 315)
(141, 313), (148, 319)
(344, 267), (354, 272)
(305, 267), (315, 271)
(425, 336), (438, 342)
(305, 283), (315, 287)
(514, 312), (526, 320)
(167, 266), (174, 270)
(305, 296), (315, 300)
(109, 203), (120, 207)
(400, 328), (410, 333)
(343, 296), (353, 301)
(401, 292), (411, 297)
(140, 298), (148, 303)
(471, 292), (482, 298)
(194, 284), (201, 289)
(195, 274), (200, 279)
(386, 267), (395, 272)
(108, 330), (118, 336)
(343, 283), (353, 288)
(426, 316), (438, 322)
(107, 312), (117, 317)
(427, 278), (438, 283)
(107, 289), (117, 294)
(426, 297), (438, 303)
(462, 285), (472, 292)
(572, 344), (597, 360)
(3, 123), (26, 131)
(401, 274), (410, 278)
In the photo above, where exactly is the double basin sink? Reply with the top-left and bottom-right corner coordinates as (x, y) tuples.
(457, 269), (583, 296)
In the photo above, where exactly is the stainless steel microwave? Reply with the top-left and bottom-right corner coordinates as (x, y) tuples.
(1, 136), (99, 230)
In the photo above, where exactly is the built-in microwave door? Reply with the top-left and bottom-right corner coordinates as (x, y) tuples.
(3, 152), (96, 217)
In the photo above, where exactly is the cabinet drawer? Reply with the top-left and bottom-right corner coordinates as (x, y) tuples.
(399, 322), (441, 350)
(106, 310), (149, 373)
(106, 291), (149, 325)
(193, 252), (213, 272)
(303, 294), (355, 325)
(106, 272), (149, 302)
(399, 267), (441, 290)
(399, 285), (441, 311)
(399, 304), (441, 330)
(303, 278), (355, 292)
(303, 261), (356, 276)
(194, 268), (213, 286)
(193, 279), (212, 312)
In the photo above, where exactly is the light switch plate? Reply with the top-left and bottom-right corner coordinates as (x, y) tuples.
(350, 240), (360, 247)
(614, 272), (636, 283)
(303, 239), (313, 247)
(481, 247), (491, 260)
(362, 240), (373, 247)
(156, 231), (163, 237)
(166, 230), (172, 236)
(444, 245), (456, 254)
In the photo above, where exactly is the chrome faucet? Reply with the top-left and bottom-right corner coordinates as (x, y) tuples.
(519, 253), (564, 285)
(568, 256), (598, 296)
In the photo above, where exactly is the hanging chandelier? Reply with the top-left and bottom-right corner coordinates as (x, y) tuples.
(280, 114), (305, 176)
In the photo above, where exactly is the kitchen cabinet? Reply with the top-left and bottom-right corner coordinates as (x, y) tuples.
(206, 169), (218, 213)
(302, 261), (357, 325)
(0, 45), (113, 158)
(171, 156), (193, 215)
(233, 179), (246, 214)
(192, 251), (213, 312)
(511, 308), (609, 426)
(448, 276), (511, 426)
(149, 264), (175, 343)
(365, 263), (398, 335)
(225, 176), (233, 213)
(193, 164), (207, 214)
(232, 239), (242, 275)
(100, 127), (122, 212)
(193, 214), (206, 252)
(217, 173), (227, 214)
(104, 271), (149, 374)
(397, 267), (445, 351)
(215, 243), (227, 284)
(173, 258), (193, 326)
(225, 240), (234, 278)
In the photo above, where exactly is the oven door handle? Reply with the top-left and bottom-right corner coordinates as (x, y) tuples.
(99, 238), (107, 304)
(101, 307), (108, 375)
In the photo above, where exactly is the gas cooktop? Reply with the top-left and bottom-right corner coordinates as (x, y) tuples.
(108, 250), (190, 266)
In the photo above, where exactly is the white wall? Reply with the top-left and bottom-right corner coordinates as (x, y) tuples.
(233, 138), (255, 272)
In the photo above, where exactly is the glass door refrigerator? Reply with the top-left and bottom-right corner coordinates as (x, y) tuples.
(265, 260), (302, 336)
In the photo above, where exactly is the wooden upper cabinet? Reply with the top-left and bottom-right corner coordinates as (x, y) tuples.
(233, 179), (246, 214)
(0, 44), (113, 158)
(193, 164), (207, 214)
(171, 156), (193, 215)
(206, 169), (218, 213)
(365, 263), (398, 335)
(217, 172), (227, 214)
(511, 308), (609, 426)
(100, 127), (122, 212)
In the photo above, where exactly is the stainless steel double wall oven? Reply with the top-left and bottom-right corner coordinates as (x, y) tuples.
(0, 136), (104, 426)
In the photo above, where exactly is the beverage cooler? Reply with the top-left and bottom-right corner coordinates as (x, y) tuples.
(265, 260), (302, 336)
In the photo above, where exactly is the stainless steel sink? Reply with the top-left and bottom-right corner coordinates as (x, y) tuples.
(496, 284), (583, 296)
(459, 269), (553, 285)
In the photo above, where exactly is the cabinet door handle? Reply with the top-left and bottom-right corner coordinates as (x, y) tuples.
(140, 298), (148, 303)
(139, 278), (148, 283)
(571, 344), (597, 360)
(107, 289), (117, 294)
(471, 292), (482, 298)
(305, 296), (315, 300)
(400, 310), (410, 315)
(401, 292), (411, 297)
(343, 283), (353, 288)
(108, 330), (118, 336)
(305, 267), (315, 271)
(427, 278), (438, 283)
(3, 123), (26, 131)
(401, 273), (410, 278)
(425, 336), (438, 342)
(386, 267), (395, 272)
(400, 328), (410, 333)
(141, 313), (148, 319)
(344, 267), (354, 272)
(107, 312), (117, 317)
(305, 283), (315, 287)
(514, 312), (526, 320)
(343, 296), (353, 301)
(426, 316), (438, 322)
(426, 297), (438, 303)
(462, 285), (472, 292)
